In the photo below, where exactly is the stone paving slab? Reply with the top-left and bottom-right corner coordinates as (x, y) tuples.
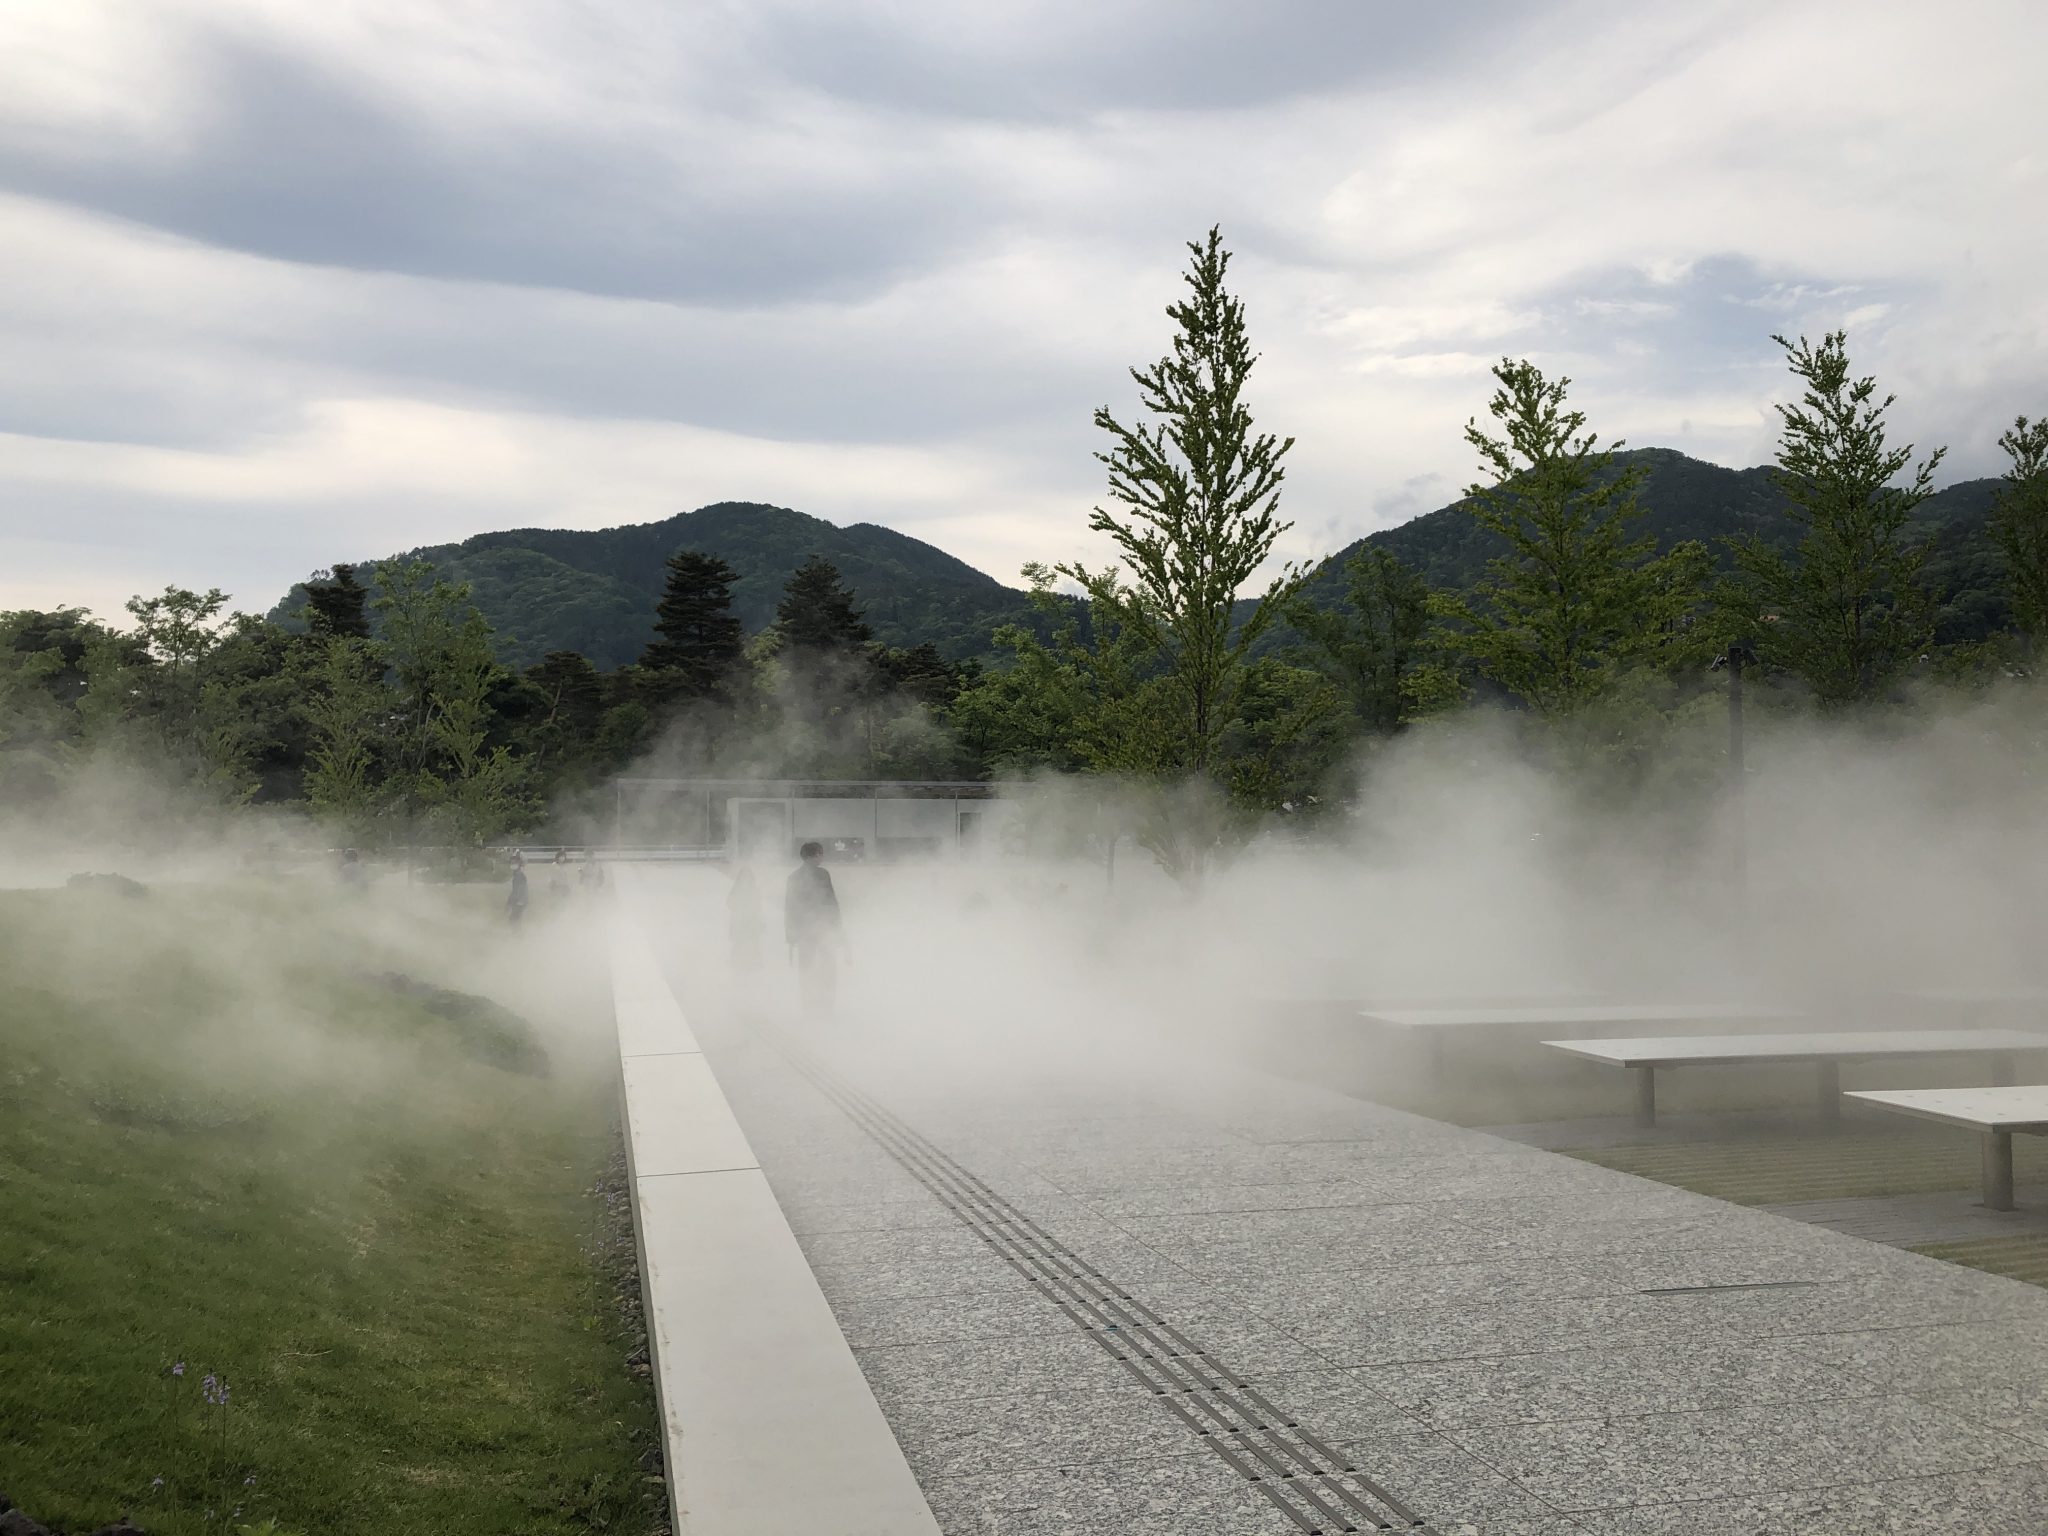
(651, 936), (2048, 1533)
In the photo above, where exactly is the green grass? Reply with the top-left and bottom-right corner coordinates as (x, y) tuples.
(0, 882), (659, 1536)
(1913, 1235), (2048, 1288)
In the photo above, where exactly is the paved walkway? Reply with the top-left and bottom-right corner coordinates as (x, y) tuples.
(659, 969), (2048, 1536)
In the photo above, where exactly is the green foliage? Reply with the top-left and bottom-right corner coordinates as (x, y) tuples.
(1723, 331), (1945, 706)
(273, 502), (1057, 669)
(642, 548), (746, 703)
(1065, 227), (1301, 783)
(299, 564), (370, 641)
(774, 554), (876, 656)
(1287, 546), (1437, 734)
(1432, 358), (1709, 722)
(1990, 414), (2048, 645)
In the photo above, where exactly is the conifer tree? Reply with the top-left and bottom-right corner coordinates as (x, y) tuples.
(775, 557), (873, 656)
(1724, 331), (1944, 705)
(642, 549), (745, 702)
(1990, 415), (2048, 648)
(1434, 359), (1707, 719)
(303, 563), (371, 640)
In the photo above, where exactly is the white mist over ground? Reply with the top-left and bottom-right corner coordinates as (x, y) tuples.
(620, 692), (2048, 1131)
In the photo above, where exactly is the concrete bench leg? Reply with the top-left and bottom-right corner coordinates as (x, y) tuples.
(1817, 1060), (1841, 1121)
(1634, 1066), (1656, 1128)
(1983, 1130), (2015, 1212)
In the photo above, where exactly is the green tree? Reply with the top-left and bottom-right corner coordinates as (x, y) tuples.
(641, 550), (746, 702)
(1990, 414), (2048, 648)
(302, 563), (372, 641)
(1724, 331), (1945, 706)
(1433, 359), (1708, 721)
(416, 612), (528, 847)
(774, 556), (873, 656)
(302, 635), (388, 832)
(1288, 546), (1441, 735)
(372, 561), (531, 852)
(1062, 226), (1300, 783)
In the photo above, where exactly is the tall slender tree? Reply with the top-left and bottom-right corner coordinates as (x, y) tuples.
(1724, 331), (1944, 706)
(1433, 359), (1707, 720)
(641, 549), (746, 701)
(1989, 414), (2048, 649)
(1062, 226), (1299, 780)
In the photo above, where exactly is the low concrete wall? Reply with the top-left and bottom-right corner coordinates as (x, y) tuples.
(608, 881), (941, 1536)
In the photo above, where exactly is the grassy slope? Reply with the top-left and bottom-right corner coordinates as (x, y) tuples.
(0, 882), (657, 1536)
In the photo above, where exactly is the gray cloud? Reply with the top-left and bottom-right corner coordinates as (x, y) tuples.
(1, 0), (2045, 624)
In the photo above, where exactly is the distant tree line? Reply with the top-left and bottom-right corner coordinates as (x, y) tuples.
(5, 228), (2047, 867)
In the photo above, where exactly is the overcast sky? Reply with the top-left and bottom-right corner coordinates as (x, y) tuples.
(3, 0), (2045, 624)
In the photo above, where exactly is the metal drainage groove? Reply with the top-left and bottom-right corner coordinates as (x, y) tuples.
(767, 1032), (1438, 1536)
(1639, 1281), (1821, 1295)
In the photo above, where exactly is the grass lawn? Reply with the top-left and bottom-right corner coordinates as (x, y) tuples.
(0, 879), (659, 1536)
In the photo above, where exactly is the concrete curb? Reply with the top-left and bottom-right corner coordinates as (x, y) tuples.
(609, 877), (941, 1536)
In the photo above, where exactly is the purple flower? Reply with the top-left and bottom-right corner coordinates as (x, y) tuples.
(150, 1476), (164, 1490)
(171, 1361), (185, 1377)
(244, 1475), (257, 1485)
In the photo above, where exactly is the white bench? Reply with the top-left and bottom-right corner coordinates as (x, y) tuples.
(1845, 1086), (2048, 1211)
(1360, 1003), (1803, 1080)
(1542, 1030), (2048, 1128)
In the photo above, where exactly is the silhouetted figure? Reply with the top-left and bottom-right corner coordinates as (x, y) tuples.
(579, 849), (607, 890)
(784, 842), (843, 1016)
(728, 864), (764, 971)
(339, 847), (366, 890)
(507, 853), (529, 925)
(548, 849), (572, 901)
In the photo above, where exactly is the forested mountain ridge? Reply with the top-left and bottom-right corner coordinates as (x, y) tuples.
(275, 453), (2012, 666)
(1300, 448), (2007, 644)
(271, 500), (1048, 669)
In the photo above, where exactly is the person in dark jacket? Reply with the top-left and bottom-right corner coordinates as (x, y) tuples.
(784, 842), (843, 1016)
(507, 852), (529, 925)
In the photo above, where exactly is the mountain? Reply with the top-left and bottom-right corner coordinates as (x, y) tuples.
(273, 501), (1047, 669)
(274, 453), (2016, 671)
(1298, 448), (2009, 645)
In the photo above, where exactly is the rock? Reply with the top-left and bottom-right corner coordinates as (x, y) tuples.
(88, 1520), (150, 1535)
(0, 1495), (54, 1536)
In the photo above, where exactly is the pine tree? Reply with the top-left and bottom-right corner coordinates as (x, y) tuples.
(1433, 358), (1708, 719)
(1724, 331), (1944, 706)
(303, 564), (371, 640)
(641, 549), (745, 701)
(775, 557), (873, 656)
(1990, 415), (2048, 648)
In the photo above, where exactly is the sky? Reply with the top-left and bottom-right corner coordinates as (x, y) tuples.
(2, 0), (2045, 625)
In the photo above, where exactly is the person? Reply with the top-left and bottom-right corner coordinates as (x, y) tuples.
(338, 847), (366, 890)
(784, 841), (843, 1017)
(727, 864), (763, 971)
(507, 852), (529, 925)
(548, 849), (572, 901)
(579, 848), (607, 890)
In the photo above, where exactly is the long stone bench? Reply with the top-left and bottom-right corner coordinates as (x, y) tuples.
(1846, 1085), (2048, 1211)
(608, 886), (941, 1535)
(1360, 1001), (1803, 1079)
(1541, 1029), (2048, 1128)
